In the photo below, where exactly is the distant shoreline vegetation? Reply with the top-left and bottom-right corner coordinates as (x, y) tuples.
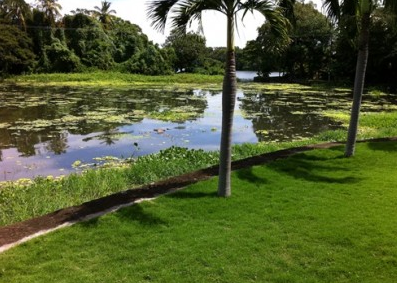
(4, 72), (224, 89)
(1, 1), (396, 88)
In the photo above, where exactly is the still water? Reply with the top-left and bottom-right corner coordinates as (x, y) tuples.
(0, 85), (395, 181)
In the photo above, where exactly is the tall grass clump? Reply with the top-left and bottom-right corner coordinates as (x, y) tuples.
(0, 147), (218, 226)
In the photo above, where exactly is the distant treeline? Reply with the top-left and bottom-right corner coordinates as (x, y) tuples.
(1, 1), (396, 87)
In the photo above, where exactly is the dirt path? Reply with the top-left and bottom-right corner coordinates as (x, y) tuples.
(1, 138), (394, 253)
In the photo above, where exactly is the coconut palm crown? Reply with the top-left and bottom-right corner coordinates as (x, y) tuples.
(0, 0), (32, 30)
(323, 0), (397, 157)
(147, 0), (291, 197)
(92, 0), (116, 29)
(37, 0), (62, 26)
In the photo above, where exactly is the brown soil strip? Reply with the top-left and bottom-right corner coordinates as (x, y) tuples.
(0, 138), (395, 252)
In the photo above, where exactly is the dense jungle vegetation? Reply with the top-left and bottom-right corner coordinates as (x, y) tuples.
(0, 0), (396, 88)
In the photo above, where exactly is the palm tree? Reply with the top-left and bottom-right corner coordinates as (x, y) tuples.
(147, 0), (290, 197)
(0, 0), (32, 30)
(37, 0), (62, 26)
(92, 1), (116, 29)
(323, 0), (397, 157)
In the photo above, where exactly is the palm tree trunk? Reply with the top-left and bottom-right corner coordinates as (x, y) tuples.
(218, 13), (236, 197)
(345, 12), (370, 157)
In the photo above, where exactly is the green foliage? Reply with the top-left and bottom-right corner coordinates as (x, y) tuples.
(37, 38), (81, 73)
(91, 0), (116, 30)
(164, 29), (207, 72)
(253, 2), (333, 79)
(0, 23), (35, 75)
(193, 58), (224, 75)
(0, 0), (32, 30)
(109, 18), (148, 63)
(65, 18), (115, 70)
(26, 9), (53, 55)
(120, 45), (173, 75)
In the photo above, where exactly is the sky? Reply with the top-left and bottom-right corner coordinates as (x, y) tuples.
(26, 0), (325, 47)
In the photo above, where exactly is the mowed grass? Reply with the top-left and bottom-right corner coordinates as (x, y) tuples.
(1, 142), (397, 282)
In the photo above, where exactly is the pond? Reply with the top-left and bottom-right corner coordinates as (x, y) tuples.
(236, 71), (284, 81)
(0, 84), (396, 181)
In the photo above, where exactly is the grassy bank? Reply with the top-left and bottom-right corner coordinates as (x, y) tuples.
(1, 141), (397, 282)
(4, 72), (224, 90)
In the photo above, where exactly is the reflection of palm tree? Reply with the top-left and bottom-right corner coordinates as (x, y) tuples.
(147, 0), (290, 197)
(0, 0), (32, 30)
(324, 0), (397, 157)
(99, 129), (119, 146)
(92, 1), (116, 29)
(37, 0), (62, 26)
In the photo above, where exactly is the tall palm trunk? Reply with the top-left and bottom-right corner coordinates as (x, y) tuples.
(218, 13), (237, 197)
(345, 12), (370, 157)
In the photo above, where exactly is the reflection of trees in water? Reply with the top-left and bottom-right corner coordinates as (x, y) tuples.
(0, 86), (208, 156)
(239, 92), (340, 142)
(45, 132), (69, 154)
(99, 128), (119, 146)
(12, 132), (38, 157)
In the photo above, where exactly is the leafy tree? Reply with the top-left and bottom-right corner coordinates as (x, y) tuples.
(92, 0), (116, 30)
(109, 18), (148, 63)
(324, 0), (397, 157)
(0, 23), (35, 75)
(121, 44), (173, 75)
(285, 2), (332, 79)
(26, 9), (53, 55)
(37, 38), (81, 73)
(147, 0), (290, 197)
(366, 8), (397, 87)
(64, 13), (115, 70)
(253, 1), (332, 78)
(252, 22), (290, 76)
(0, 0), (31, 30)
(164, 29), (207, 72)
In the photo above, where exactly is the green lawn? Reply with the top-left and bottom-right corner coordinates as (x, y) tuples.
(1, 141), (396, 282)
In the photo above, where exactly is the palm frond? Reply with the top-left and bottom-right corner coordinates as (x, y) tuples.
(146, 0), (180, 32)
(277, 0), (296, 24)
(239, 0), (289, 40)
(323, 0), (341, 22)
(147, 0), (223, 34)
(171, 0), (222, 34)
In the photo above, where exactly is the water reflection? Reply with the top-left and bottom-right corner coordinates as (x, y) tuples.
(0, 85), (396, 181)
(239, 92), (345, 141)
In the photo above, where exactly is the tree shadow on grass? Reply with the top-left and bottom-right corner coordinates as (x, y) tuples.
(166, 191), (218, 199)
(79, 217), (99, 228)
(77, 204), (167, 228)
(113, 204), (167, 226)
(268, 153), (361, 185)
(366, 141), (397, 152)
(235, 167), (269, 185)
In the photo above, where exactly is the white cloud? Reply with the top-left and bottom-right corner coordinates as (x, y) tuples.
(26, 0), (325, 47)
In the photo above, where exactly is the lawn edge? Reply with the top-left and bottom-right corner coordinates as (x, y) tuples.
(1, 137), (395, 253)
